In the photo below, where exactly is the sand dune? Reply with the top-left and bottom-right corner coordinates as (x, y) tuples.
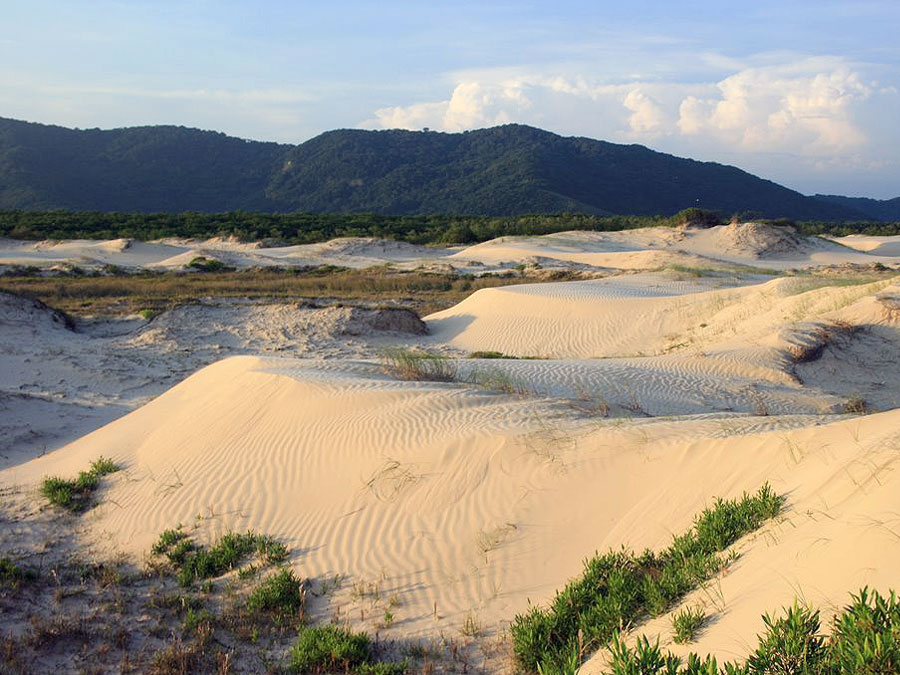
(4, 355), (900, 655)
(4, 223), (900, 669)
(3, 223), (899, 275)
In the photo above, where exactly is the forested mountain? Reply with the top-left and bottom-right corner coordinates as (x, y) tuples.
(814, 194), (900, 221)
(0, 116), (887, 220)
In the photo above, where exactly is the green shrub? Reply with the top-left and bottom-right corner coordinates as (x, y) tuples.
(602, 588), (900, 674)
(151, 528), (289, 586)
(247, 568), (305, 620)
(671, 606), (706, 644)
(291, 625), (371, 673)
(40, 456), (121, 512)
(0, 557), (37, 588)
(511, 484), (784, 673)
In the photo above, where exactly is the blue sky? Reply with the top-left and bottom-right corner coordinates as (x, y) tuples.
(2, 0), (898, 197)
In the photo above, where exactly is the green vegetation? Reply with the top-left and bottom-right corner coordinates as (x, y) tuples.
(151, 527), (288, 586)
(290, 624), (406, 675)
(186, 256), (235, 272)
(247, 568), (305, 621)
(379, 347), (458, 382)
(0, 557), (37, 588)
(671, 605), (707, 644)
(511, 484), (785, 673)
(606, 587), (900, 674)
(2, 119), (887, 219)
(40, 456), (121, 512)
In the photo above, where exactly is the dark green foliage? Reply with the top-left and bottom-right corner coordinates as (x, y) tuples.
(511, 484), (785, 673)
(290, 625), (371, 673)
(151, 528), (289, 586)
(247, 568), (305, 620)
(40, 456), (121, 512)
(0, 117), (882, 219)
(0, 557), (38, 587)
(672, 606), (707, 644)
(186, 256), (235, 272)
(602, 587), (900, 674)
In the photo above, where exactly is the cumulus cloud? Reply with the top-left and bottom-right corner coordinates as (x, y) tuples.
(677, 63), (871, 154)
(622, 89), (667, 137)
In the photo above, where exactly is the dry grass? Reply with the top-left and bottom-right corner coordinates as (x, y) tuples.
(0, 268), (528, 316)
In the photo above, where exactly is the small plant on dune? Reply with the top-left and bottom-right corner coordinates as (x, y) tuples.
(290, 624), (406, 674)
(247, 568), (306, 622)
(0, 557), (38, 588)
(511, 484), (784, 673)
(151, 527), (288, 586)
(603, 587), (900, 674)
(40, 456), (121, 512)
(379, 347), (457, 382)
(671, 605), (707, 644)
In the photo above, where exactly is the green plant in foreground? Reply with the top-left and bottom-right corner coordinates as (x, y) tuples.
(604, 587), (900, 674)
(40, 456), (121, 512)
(151, 527), (288, 586)
(247, 568), (305, 621)
(290, 624), (407, 674)
(0, 557), (38, 588)
(511, 484), (784, 673)
(671, 606), (707, 644)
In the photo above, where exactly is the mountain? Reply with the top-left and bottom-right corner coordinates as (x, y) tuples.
(813, 194), (900, 221)
(0, 117), (874, 219)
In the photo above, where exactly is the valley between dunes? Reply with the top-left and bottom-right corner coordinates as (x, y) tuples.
(2, 222), (900, 673)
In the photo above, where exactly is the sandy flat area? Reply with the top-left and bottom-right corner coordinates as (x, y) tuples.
(2, 221), (900, 670)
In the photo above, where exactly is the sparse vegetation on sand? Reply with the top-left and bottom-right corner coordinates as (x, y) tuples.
(0, 266), (527, 316)
(151, 527), (288, 586)
(291, 624), (407, 675)
(671, 605), (707, 644)
(379, 347), (458, 382)
(40, 456), (120, 512)
(511, 484), (785, 673)
(607, 587), (900, 674)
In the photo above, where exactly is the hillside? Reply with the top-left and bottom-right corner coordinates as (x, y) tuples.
(814, 193), (900, 221)
(0, 117), (876, 219)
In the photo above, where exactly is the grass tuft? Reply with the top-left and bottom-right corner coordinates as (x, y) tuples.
(511, 484), (785, 672)
(40, 456), (121, 512)
(151, 528), (289, 586)
(379, 348), (457, 382)
(290, 624), (406, 674)
(247, 568), (305, 621)
(604, 587), (900, 674)
(671, 605), (706, 644)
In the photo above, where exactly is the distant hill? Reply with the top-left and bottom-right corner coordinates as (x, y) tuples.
(0, 117), (878, 219)
(814, 194), (900, 221)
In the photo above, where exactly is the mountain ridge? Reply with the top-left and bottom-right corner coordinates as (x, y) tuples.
(0, 116), (893, 220)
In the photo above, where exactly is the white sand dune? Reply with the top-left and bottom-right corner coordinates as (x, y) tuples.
(3, 355), (900, 657)
(4, 223), (900, 669)
(4, 223), (899, 275)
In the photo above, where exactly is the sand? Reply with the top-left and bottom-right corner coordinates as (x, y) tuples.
(3, 222), (900, 669)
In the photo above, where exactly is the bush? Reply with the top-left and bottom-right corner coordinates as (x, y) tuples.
(151, 528), (289, 586)
(291, 625), (371, 673)
(40, 456), (121, 512)
(511, 484), (784, 673)
(671, 606), (706, 644)
(247, 568), (305, 620)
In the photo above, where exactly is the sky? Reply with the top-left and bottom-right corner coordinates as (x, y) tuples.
(2, 0), (898, 198)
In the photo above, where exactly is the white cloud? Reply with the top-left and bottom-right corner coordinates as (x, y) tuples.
(677, 62), (872, 154)
(623, 89), (667, 137)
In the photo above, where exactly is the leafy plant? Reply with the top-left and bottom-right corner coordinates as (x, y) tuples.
(40, 456), (121, 512)
(247, 568), (305, 621)
(511, 484), (784, 672)
(672, 606), (707, 644)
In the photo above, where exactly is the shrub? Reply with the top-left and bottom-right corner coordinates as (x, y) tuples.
(511, 484), (784, 673)
(247, 568), (305, 620)
(40, 456), (121, 512)
(151, 528), (289, 586)
(291, 625), (371, 673)
(0, 557), (37, 588)
(671, 606), (706, 644)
